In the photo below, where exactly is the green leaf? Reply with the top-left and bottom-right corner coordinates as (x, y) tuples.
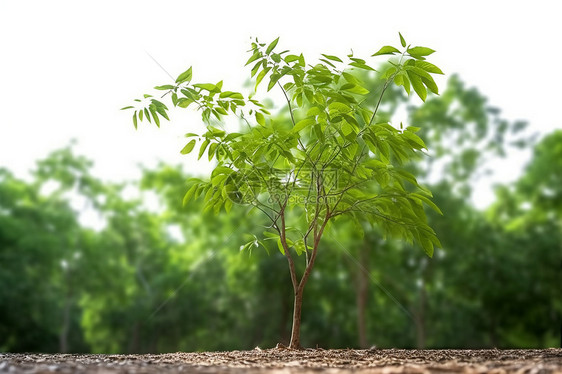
(341, 121), (354, 136)
(193, 83), (217, 92)
(177, 98), (193, 108)
(255, 112), (266, 126)
(182, 183), (198, 206)
(180, 139), (196, 155)
(214, 107), (227, 116)
(154, 85), (175, 90)
(407, 46), (435, 58)
(208, 142), (218, 161)
(328, 102), (351, 116)
(402, 130), (427, 149)
(267, 73), (281, 92)
(402, 75), (411, 95)
(421, 75), (439, 95)
(411, 192), (443, 215)
(198, 139), (210, 160)
(121, 106), (134, 110)
(349, 62), (376, 71)
(208, 126), (226, 137)
(211, 174), (228, 186)
(419, 235), (434, 258)
(152, 100), (170, 120)
(255, 68), (270, 90)
(307, 107), (322, 116)
(407, 71), (427, 102)
(219, 91), (244, 100)
(405, 66), (432, 80)
(292, 118), (315, 133)
(372, 46), (401, 56)
(284, 54), (299, 63)
(383, 66), (397, 79)
(276, 238), (285, 255)
(399, 32), (406, 48)
(176, 67), (192, 83)
(319, 58), (336, 68)
(245, 51), (261, 66)
(266, 37), (279, 54)
(250, 60), (262, 77)
(224, 198), (233, 213)
(342, 72), (360, 85)
(132, 112), (137, 129)
(343, 84), (369, 95)
(414, 60), (444, 75)
(150, 108), (160, 127)
(321, 54), (343, 62)
(314, 123), (324, 141)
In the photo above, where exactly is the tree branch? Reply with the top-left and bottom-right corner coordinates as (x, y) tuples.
(280, 209), (299, 292)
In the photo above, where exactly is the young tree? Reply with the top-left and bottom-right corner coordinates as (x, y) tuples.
(123, 33), (443, 349)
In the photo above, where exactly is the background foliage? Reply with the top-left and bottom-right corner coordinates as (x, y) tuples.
(0, 72), (560, 352)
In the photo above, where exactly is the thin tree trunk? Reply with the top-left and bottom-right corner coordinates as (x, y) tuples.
(289, 288), (304, 349)
(282, 209), (329, 349)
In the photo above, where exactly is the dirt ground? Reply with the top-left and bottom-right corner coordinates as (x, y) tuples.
(1, 348), (561, 373)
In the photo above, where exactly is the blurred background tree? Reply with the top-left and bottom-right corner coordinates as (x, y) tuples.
(1, 74), (560, 352)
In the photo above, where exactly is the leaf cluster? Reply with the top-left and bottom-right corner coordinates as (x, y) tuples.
(123, 34), (443, 257)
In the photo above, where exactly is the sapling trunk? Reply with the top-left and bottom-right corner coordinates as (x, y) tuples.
(284, 216), (327, 349)
(289, 287), (304, 349)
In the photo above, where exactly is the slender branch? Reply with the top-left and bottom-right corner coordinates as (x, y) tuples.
(368, 50), (407, 127)
(368, 78), (392, 126)
(278, 82), (296, 127)
(298, 210), (330, 292)
(280, 210), (299, 292)
(329, 144), (368, 213)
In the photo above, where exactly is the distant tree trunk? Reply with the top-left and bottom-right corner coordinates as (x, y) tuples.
(59, 292), (71, 353)
(488, 315), (499, 348)
(356, 243), (370, 348)
(415, 281), (426, 349)
(128, 322), (140, 353)
(279, 290), (291, 345)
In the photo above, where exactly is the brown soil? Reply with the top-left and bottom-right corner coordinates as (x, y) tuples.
(1, 348), (561, 373)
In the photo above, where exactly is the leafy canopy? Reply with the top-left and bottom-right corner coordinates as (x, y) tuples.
(123, 33), (442, 257)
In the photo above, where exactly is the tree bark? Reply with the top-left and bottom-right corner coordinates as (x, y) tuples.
(289, 288), (304, 349)
(282, 210), (329, 349)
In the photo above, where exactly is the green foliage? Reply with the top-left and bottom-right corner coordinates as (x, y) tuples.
(123, 34), (445, 348)
(124, 34), (442, 259)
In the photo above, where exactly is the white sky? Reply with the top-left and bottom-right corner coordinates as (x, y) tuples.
(1, 0), (560, 208)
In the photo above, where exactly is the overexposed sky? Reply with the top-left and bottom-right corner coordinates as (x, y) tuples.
(1, 1), (560, 207)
